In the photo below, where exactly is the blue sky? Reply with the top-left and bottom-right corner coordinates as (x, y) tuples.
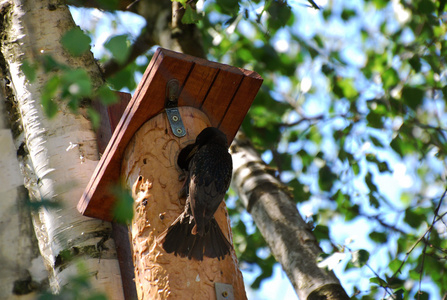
(70, 1), (444, 298)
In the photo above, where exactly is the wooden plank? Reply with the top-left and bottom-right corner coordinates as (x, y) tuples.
(108, 92), (132, 133)
(219, 70), (263, 142)
(178, 63), (219, 108)
(78, 48), (263, 221)
(200, 68), (244, 130)
(79, 49), (194, 220)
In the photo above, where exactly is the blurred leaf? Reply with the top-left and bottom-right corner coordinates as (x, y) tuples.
(394, 289), (404, 300)
(414, 291), (429, 300)
(21, 60), (37, 82)
(104, 34), (130, 64)
(41, 75), (61, 118)
(366, 110), (384, 128)
(370, 276), (387, 286)
(61, 27), (91, 56)
(87, 107), (100, 130)
(404, 207), (429, 229)
(216, 0), (240, 16)
(351, 249), (370, 267)
(107, 63), (137, 90)
(401, 86), (424, 110)
(61, 68), (92, 98)
(382, 68), (399, 90)
(313, 225), (330, 240)
(182, 4), (201, 24)
(112, 186), (134, 224)
(333, 78), (358, 100)
(288, 178), (310, 202)
(409, 56), (422, 72)
(96, 85), (118, 105)
(341, 9), (356, 21)
(318, 165), (337, 192)
(369, 231), (387, 243)
(267, 0), (292, 30)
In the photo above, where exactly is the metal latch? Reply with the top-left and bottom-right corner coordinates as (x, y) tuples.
(165, 79), (186, 137)
(215, 282), (234, 300)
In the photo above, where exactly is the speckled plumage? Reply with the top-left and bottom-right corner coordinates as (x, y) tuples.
(158, 127), (233, 260)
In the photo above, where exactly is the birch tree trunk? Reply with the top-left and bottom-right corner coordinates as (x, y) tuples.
(0, 0), (123, 298)
(0, 60), (48, 299)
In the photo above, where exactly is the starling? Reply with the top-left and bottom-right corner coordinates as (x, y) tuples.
(158, 127), (233, 260)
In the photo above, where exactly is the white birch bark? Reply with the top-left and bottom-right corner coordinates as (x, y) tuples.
(0, 0), (124, 298)
(0, 72), (48, 299)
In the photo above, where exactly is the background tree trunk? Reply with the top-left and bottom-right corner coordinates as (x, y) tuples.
(231, 132), (350, 300)
(0, 0), (123, 298)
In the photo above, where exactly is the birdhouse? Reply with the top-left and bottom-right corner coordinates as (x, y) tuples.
(78, 48), (263, 299)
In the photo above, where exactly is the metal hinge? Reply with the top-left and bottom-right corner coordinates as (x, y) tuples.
(215, 282), (234, 300)
(165, 79), (186, 137)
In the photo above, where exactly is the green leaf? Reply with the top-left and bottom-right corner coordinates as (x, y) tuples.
(414, 291), (429, 300)
(394, 289), (404, 300)
(404, 207), (430, 228)
(333, 78), (358, 100)
(216, 0), (240, 16)
(61, 27), (91, 56)
(96, 85), (118, 105)
(369, 231), (388, 243)
(288, 178), (310, 202)
(390, 135), (415, 157)
(87, 108), (101, 130)
(313, 225), (330, 240)
(366, 110), (384, 128)
(182, 4), (201, 24)
(104, 35), (130, 64)
(21, 60), (37, 82)
(382, 68), (399, 89)
(41, 75), (61, 118)
(318, 165), (337, 192)
(409, 56), (422, 72)
(351, 249), (370, 267)
(61, 69), (92, 97)
(112, 187), (134, 224)
(107, 63), (137, 91)
(341, 9), (356, 21)
(372, 0), (388, 9)
(370, 136), (385, 148)
(389, 259), (402, 273)
(370, 276), (387, 286)
(267, 0), (292, 30)
(401, 86), (424, 110)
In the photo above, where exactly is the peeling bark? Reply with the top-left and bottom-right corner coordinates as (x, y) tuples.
(0, 0), (123, 298)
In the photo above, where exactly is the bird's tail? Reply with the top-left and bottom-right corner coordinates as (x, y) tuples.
(157, 213), (232, 261)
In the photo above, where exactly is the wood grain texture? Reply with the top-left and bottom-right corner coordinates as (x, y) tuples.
(78, 47), (262, 221)
(123, 107), (247, 300)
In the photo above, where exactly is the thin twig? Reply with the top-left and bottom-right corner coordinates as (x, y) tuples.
(391, 187), (447, 279)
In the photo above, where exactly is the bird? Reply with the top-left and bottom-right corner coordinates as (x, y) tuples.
(157, 127), (233, 260)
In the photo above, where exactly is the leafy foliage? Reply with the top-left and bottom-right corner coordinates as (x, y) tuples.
(42, 0), (447, 298)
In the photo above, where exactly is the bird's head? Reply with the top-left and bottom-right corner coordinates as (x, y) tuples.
(195, 127), (228, 148)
